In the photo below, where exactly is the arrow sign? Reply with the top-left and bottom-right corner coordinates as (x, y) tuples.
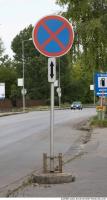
(48, 58), (56, 82)
(50, 62), (54, 78)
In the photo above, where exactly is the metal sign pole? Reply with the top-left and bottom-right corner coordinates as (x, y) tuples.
(22, 40), (25, 112)
(94, 89), (96, 105)
(48, 57), (56, 172)
(93, 71), (95, 105)
(50, 82), (54, 172)
(59, 58), (61, 109)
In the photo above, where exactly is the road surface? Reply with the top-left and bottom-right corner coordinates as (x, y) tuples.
(0, 108), (96, 189)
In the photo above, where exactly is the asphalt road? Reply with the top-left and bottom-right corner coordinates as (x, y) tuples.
(0, 108), (96, 189)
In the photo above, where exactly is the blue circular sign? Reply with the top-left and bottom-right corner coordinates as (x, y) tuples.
(33, 15), (74, 57)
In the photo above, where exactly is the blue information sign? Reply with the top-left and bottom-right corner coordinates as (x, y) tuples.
(95, 73), (107, 96)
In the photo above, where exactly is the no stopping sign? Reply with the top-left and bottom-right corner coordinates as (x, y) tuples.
(32, 15), (74, 57)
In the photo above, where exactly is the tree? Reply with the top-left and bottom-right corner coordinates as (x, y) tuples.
(0, 63), (17, 98)
(56, 0), (107, 70)
(11, 25), (50, 101)
(0, 38), (4, 57)
(56, 0), (107, 103)
(10, 84), (20, 107)
(0, 38), (18, 100)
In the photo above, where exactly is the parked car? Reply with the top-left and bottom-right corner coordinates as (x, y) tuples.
(71, 101), (83, 110)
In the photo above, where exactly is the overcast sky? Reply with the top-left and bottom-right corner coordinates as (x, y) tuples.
(0, 0), (61, 57)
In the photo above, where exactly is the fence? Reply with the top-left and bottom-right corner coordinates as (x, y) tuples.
(0, 99), (46, 112)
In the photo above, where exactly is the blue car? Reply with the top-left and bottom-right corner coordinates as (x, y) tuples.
(71, 101), (83, 110)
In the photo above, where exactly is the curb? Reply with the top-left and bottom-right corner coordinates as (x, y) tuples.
(0, 111), (28, 117)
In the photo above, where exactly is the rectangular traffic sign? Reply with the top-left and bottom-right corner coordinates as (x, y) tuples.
(18, 78), (23, 86)
(0, 83), (5, 99)
(95, 73), (107, 96)
(48, 57), (56, 82)
(90, 84), (94, 91)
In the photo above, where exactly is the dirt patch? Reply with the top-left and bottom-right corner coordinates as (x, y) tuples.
(63, 118), (93, 167)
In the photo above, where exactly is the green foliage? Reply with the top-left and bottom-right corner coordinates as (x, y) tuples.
(91, 115), (107, 127)
(0, 59), (17, 98)
(10, 84), (21, 107)
(56, 0), (107, 70)
(0, 38), (4, 57)
(11, 25), (50, 101)
(0, 39), (18, 100)
(56, 0), (107, 103)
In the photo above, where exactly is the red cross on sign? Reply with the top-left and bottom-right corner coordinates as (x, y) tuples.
(32, 15), (74, 57)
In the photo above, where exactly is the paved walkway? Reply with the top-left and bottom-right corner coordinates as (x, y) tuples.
(2, 127), (107, 197)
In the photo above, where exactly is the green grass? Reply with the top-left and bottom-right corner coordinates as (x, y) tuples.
(90, 115), (107, 127)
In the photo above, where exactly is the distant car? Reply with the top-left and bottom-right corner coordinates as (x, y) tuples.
(71, 101), (83, 110)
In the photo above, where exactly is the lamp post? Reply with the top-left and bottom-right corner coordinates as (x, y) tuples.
(22, 38), (32, 112)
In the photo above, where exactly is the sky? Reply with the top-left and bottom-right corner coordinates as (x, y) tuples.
(0, 0), (61, 57)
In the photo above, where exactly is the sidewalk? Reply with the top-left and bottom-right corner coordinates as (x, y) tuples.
(3, 127), (107, 197)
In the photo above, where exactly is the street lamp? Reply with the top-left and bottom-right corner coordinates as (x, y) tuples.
(22, 38), (32, 112)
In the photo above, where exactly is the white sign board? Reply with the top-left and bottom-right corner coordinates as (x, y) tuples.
(18, 78), (23, 87)
(48, 57), (56, 82)
(0, 83), (5, 99)
(98, 77), (107, 88)
(56, 87), (61, 93)
(56, 87), (61, 97)
(90, 84), (94, 91)
(54, 80), (58, 87)
(21, 88), (27, 95)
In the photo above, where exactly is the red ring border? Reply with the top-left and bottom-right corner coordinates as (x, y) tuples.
(32, 15), (74, 57)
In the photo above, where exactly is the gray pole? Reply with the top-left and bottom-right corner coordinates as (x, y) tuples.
(50, 82), (54, 172)
(59, 58), (61, 109)
(22, 40), (25, 112)
(93, 71), (95, 105)
(94, 87), (96, 105)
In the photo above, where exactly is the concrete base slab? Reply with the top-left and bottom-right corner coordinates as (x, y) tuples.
(31, 172), (75, 184)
